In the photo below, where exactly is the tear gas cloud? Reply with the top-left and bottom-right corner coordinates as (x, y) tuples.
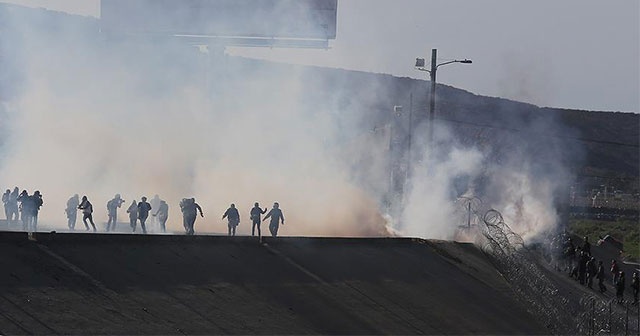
(0, 5), (388, 236)
(0, 4), (580, 242)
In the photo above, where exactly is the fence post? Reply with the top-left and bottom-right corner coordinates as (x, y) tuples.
(609, 300), (613, 335)
(625, 302), (629, 336)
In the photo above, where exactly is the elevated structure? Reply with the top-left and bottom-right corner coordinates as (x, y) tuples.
(100, 0), (338, 49)
(0, 232), (548, 334)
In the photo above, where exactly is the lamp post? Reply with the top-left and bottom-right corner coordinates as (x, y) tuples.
(415, 49), (472, 148)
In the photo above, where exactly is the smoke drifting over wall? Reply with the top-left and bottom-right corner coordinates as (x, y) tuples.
(0, 4), (390, 236)
(0, 4), (581, 243)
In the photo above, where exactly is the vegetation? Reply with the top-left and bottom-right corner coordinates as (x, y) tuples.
(568, 219), (639, 262)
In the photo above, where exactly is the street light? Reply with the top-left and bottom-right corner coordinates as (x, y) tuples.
(415, 48), (472, 147)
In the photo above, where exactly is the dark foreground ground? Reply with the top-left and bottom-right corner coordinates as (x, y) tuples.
(0, 231), (552, 335)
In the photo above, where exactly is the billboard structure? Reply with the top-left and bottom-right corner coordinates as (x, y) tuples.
(101, 0), (337, 48)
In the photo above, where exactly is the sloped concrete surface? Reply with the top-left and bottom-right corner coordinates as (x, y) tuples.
(0, 232), (548, 335)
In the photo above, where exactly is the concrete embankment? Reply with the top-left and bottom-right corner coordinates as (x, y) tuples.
(0, 231), (547, 335)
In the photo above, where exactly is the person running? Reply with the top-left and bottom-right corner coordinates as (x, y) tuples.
(126, 200), (138, 232)
(30, 191), (43, 231)
(179, 198), (188, 232)
(7, 187), (19, 222)
(181, 198), (203, 235)
(250, 202), (267, 238)
(106, 194), (125, 232)
(18, 190), (32, 231)
(149, 194), (161, 231)
(136, 196), (152, 234)
(152, 200), (169, 233)
(264, 202), (285, 238)
(222, 203), (240, 236)
(66, 194), (80, 230)
(78, 195), (96, 232)
(2, 189), (10, 221)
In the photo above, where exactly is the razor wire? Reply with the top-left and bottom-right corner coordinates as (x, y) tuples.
(454, 196), (640, 334)
(455, 197), (578, 333)
(577, 296), (640, 335)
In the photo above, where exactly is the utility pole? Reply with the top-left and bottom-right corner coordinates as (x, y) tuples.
(408, 92), (413, 181)
(429, 48), (437, 146)
(415, 48), (472, 163)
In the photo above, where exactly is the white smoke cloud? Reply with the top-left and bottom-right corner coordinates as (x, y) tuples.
(0, 4), (578, 244)
(0, 5), (389, 236)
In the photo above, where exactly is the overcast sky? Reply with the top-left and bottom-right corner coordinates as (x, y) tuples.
(3, 0), (639, 112)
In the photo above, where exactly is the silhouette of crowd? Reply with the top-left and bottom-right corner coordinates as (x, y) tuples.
(2, 187), (286, 238)
(550, 231), (639, 306)
(2, 187), (43, 232)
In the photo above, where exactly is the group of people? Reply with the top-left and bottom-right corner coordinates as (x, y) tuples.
(2, 187), (44, 232)
(2, 188), (286, 238)
(64, 194), (203, 235)
(551, 233), (639, 305)
(65, 194), (161, 234)
(221, 202), (285, 238)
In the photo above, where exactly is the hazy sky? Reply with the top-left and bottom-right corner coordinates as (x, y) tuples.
(3, 0), (639, 112)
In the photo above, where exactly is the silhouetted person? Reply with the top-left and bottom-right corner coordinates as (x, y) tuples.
(127, 200), (138, 231)
(223, 203), (240, 236)
(577, 251), (588, 285)
(2, 189), (10, 221)
(149, 195), (161, 230)
(78, 195), (96, 232)
(30, 191), (43, 231)
(582, 236), (591, 256)
(596, 260), (607, 293)
(136, 196), (152, 234)
(66, 194), (80, 230)
(106, 194), (125, 232)
(616, 271), (625, 304)
(611, 259), (620, 285)
(563, 238), (576, 273)
(17, 190), (30, 230)
(586, 257), (596, 289)
(632, 272), (639, 305)
(250, 202), (267, 238)
(264, 202), (285, 238)
(181, 198), (203, 235)
(179, 198), (188, 232)
(7, 187), (19, 222)
(153, 200), (169, 233)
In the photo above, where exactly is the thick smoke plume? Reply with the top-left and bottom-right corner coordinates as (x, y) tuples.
(0, 4), (580, 243)
(0, 5), (387, 236)
(397, 97), (580, 242)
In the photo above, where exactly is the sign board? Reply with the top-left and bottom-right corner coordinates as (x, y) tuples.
(101, 0), (337, 40)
